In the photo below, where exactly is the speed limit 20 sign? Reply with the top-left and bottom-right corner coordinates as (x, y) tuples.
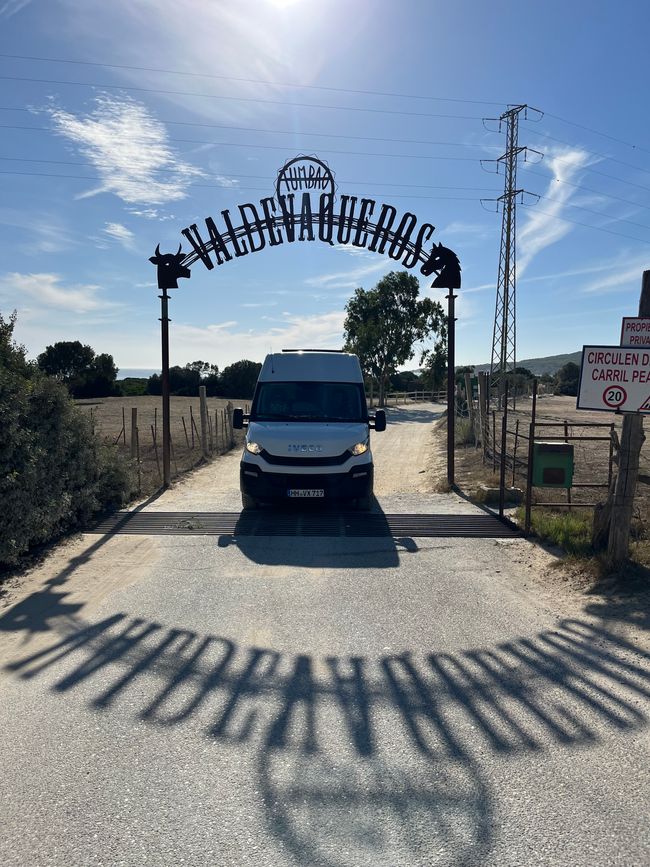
(577, 346), (650, 413)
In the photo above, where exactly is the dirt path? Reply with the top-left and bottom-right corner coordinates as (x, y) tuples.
(370, 402), (445, 494)
(135, 400), (447, 511)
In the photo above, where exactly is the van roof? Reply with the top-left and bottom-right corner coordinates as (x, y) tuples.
(259, 351), (363, 383)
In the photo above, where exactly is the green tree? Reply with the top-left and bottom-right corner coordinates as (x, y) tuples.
(117, 377), (148, 397)
(186, 360), (213, 376)
(219, 359), (262, 398)
(37, 340), (118, 397)
(146, 365), (202, 396)
(344, 271), (445, 406)
(555, 361), (580, 396)
(0, 313), (133, 566)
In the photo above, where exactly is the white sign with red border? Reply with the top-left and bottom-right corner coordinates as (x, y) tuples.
(620, 317), (650, 347)
(577, 345), (650, 413)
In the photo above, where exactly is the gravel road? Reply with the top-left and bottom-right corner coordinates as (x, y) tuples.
(0, 403), (648, 867)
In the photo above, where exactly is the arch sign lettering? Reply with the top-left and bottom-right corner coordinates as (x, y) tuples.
(150, 155), (461, 291)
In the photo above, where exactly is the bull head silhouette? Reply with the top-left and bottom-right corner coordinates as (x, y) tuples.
(149, 244), (191, 290)
(421, 242), (461, 289)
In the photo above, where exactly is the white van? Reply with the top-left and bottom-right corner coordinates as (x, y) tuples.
(233, 350), (386, 510)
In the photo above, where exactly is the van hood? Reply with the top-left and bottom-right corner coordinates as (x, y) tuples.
(247, 421), (368, 458)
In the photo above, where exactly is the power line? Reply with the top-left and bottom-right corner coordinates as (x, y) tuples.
(0, 168), (493, 201)
(527, 129), (650, 178)
(6, 120), (650, 228)
(538, 195), (650, 232)
(0, 108), (502, 151)
(0, 137), (484, 162)
(0, 74), (486, 122)
(520, 201), (650, 246)
(521, 165), (650, 213)
(541, 111), (650, 157)
(490, 138), (650, 195)
(3, 170), (650, 246)
(0, 156), (499, 192)
(0, 52), (506, 107)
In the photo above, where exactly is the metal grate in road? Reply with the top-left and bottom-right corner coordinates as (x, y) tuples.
(88, 511), (519, 539)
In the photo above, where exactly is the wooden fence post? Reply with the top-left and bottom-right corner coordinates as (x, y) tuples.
(199, 386), (209, 459)
(464, 370), (475, 444)
(151, 424), (161, 480)
(226, 401), (234, 447)
(130, 407), (138, 459)
(601, 270), (650, 564)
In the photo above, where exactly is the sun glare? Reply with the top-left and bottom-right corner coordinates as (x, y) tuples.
(266, 0), (304, 8)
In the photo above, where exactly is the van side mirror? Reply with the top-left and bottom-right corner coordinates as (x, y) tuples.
(232, 408), (244, 429)
(371, 409), (386, 432)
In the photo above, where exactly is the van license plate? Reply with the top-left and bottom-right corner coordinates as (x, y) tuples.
(288, 489), (325, 498)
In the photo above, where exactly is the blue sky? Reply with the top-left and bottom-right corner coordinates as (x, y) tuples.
(1, 0), (650, 374)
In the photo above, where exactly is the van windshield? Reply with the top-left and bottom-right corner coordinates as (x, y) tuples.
(251, 381), (367, 423)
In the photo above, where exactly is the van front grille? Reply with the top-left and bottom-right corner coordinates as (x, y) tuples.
(259, 449), (352, 467)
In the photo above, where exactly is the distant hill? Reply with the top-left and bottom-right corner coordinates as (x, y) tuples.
(471, 351), (582, 377)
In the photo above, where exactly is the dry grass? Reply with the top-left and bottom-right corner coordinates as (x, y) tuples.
(75, 395), (249, 496)
(451, 395), (650, 571)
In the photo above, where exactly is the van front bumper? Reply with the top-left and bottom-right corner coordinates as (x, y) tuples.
(240, 463), (373, 501)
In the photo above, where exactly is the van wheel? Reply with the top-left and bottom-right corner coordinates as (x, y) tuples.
(241, 492), (258, 510)
(355, 495), (372, 512)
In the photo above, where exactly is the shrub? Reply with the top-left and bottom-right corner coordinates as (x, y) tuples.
(455, 417), (475, 445)
(0, 313), (135, 568)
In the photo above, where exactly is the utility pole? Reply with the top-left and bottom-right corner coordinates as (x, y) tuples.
(481, 105), (542, 407)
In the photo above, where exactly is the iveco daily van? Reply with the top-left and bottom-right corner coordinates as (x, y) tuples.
(233, 350), (386, 510)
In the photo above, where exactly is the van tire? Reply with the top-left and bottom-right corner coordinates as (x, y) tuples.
(355, 495), (372, 512)
(241, 492), (258, 510)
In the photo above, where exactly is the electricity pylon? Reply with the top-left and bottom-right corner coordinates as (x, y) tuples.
(481, 104), (543, 405)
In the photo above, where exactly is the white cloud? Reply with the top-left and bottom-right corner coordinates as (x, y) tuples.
(127, 207), (176, 221)
(103, 222), (135, 249)
(519, 251), (649, 295)
(171, 310), (345, 364)
(47, 94), (202, 205)
(0, 208), (77, 254)
(518, 147), (591, 274)
(581, 263), (646, 296)
(439, 221), (494, 243)
(0, 272), (119, 314)
(335, 244), (382, 259)
(0, 0), (31, 17)
(212, 175), (241, 189)
(305, 258), (391, 290)
(460, 282), (494, 294)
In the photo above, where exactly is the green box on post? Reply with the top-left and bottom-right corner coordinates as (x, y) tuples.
(532, 442), (574, 488)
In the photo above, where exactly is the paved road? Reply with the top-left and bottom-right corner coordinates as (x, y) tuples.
(0, 404), (648, 866)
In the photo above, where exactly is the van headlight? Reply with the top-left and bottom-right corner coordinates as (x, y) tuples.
(246, 441), (262, 454)
(349, 441), (368, 456)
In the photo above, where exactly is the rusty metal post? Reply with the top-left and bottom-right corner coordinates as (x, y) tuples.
(499, 380), (509, 518)
(512, 419), (520, 487)
(446, 290), (457, 486)
(160, 288), (171, 487)
(524, 379), (538, 534)
(564, 420), (572, 511)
